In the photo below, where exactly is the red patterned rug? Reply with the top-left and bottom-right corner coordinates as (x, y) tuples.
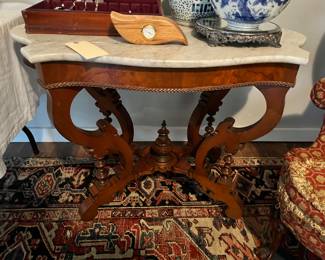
(0, 156), (305, 259)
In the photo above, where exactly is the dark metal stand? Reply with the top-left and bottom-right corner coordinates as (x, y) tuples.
(22, 126), (39, 155)
(195, 18), (282, 48)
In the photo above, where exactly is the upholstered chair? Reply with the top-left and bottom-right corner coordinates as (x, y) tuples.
(278, 78), (325, 258)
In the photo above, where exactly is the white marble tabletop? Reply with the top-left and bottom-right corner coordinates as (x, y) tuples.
(10, 24), (309, 68)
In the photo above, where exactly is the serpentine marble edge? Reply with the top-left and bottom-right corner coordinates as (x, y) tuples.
(10, 24), (308, 68)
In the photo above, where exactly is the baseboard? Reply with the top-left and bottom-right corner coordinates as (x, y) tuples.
(13, 126), (320, 142)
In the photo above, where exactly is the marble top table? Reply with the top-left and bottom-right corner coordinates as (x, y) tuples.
(11, 24), (308, 69)
(10, 24), (309, 233)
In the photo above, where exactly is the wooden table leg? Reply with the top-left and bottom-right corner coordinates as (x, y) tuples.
(191, 86), (289, 219)
(47, 84), (289, 221)
(47, 87), (134, 220)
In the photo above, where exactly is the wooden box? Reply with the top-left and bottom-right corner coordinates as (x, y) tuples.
(22, 0), (163, 36)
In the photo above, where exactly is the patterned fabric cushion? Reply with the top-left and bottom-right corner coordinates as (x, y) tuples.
(311, 78), (325, 109)
(278, 181), (325, 259)
(284, 181), (325, 226)
(281, 157), (325, 217)
(279, 89), (325, 259)
(281, 116), (325, 217)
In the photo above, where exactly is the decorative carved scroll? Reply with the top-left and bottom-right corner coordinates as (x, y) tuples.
(187, 90), (230, 154)
(47, 87), (134, 220)
(86, 88), (134, 143)
(192, 85), (289, 219)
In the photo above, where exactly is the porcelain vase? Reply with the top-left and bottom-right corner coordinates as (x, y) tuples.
(210, 0), (291, 31)
(168, 0), (215, 26)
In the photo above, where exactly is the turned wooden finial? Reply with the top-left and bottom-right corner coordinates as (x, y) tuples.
(204, 114), (215, 136)
(156, 120), (171, 144)
(151, 120), (173, 162)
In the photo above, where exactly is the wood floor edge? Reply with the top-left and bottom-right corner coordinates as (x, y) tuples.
(4, 141), (312, 159)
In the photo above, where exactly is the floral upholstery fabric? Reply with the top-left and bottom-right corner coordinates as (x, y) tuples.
(279, 78), (325, 259)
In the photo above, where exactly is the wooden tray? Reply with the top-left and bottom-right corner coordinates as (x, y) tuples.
(22, 0), (163, 36)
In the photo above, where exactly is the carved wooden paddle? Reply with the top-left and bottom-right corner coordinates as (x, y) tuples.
(110, 11), (188, 45)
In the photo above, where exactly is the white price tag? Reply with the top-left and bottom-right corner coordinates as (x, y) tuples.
(65, 41), (109, 60)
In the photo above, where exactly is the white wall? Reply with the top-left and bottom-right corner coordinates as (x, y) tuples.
(14, 0), (325, 142)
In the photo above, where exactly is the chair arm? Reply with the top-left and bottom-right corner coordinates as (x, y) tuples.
(310, 78), (325, 109)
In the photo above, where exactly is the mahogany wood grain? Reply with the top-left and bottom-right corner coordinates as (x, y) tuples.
(22, 0), (163, 36)
(23, 9), (120, 36)
(36, 62), (299, 91)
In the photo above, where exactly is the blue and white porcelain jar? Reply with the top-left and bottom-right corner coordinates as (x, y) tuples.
(168, 0), (215, 26)
(210, 0), (290, 31)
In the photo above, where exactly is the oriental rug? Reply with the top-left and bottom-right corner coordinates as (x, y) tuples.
(0, 157), (304, 259)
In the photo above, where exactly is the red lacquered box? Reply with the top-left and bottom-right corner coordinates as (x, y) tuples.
(22, 0), (163, 36)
